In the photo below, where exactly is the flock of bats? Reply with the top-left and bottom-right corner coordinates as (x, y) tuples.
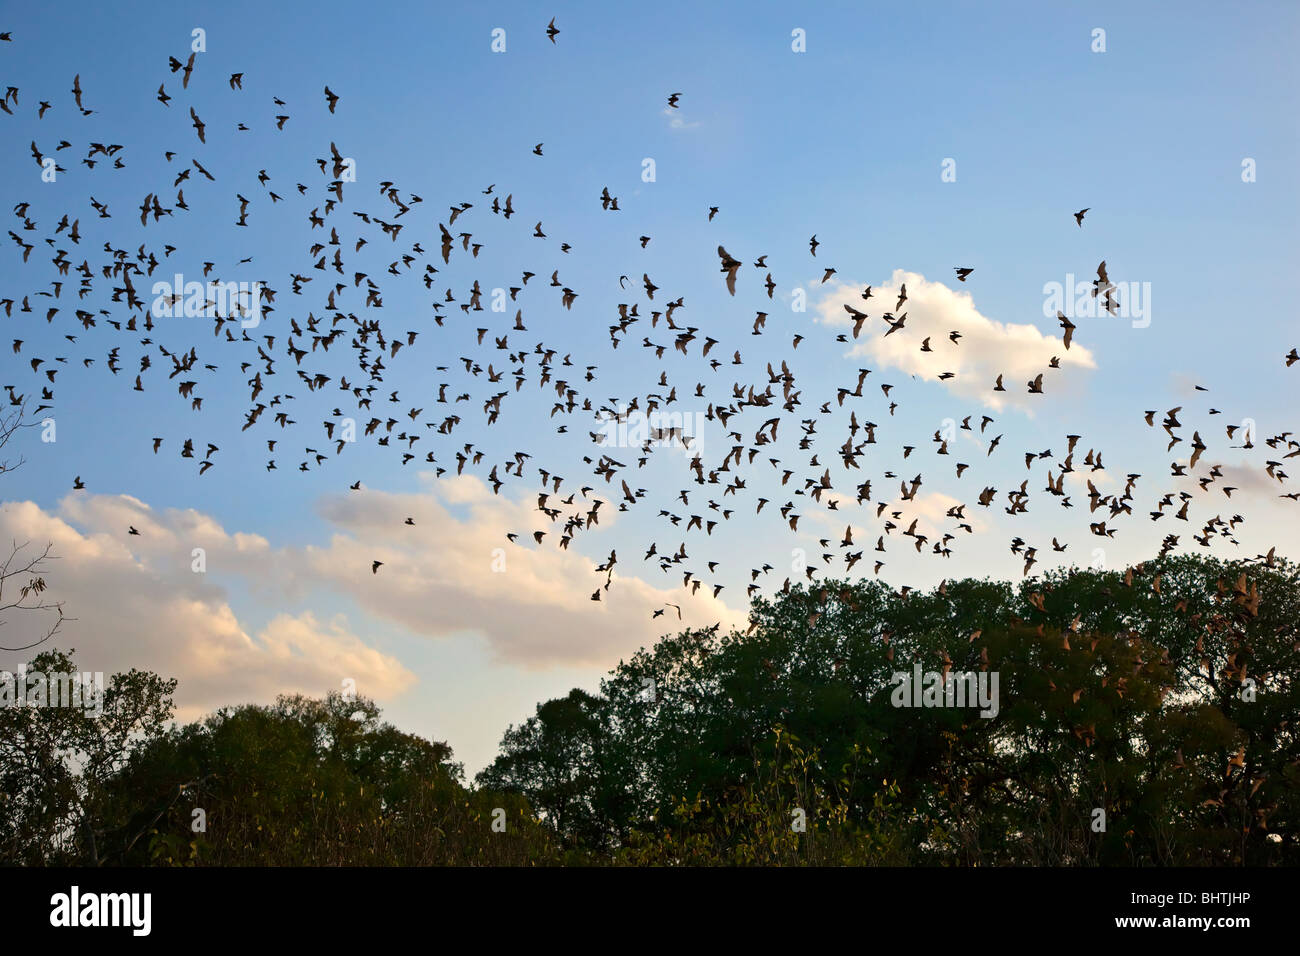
(1, 21), (1297, 636)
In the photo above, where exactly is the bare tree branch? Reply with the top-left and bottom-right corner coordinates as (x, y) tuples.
(0, 539), (69, 652)
(0, 397), (38, 478)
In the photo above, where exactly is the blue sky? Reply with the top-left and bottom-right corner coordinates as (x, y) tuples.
(1, 0), (1297, 774)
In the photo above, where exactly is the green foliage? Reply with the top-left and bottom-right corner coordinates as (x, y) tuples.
(616, 727), (909, 865)
(0, 648), (176, 865)
(483, 554), (1299, 865)
(94, 691), (559, 866)
(475, 688), (629, 851)
(5, 552), (1295, 866)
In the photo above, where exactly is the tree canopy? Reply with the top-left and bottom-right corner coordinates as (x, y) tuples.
(479, 553), (1298, 865)
(4, 553), (1294, 865)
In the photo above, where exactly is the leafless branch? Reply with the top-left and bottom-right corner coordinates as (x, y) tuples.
(0, 398), (37, 478)
(0, 539), (68, 651)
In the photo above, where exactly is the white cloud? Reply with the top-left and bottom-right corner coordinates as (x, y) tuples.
(0, 498), (414, 719)
(661, 107), (701, 130)
(814, 269), (1098, 413)
(299, 473), (745, 666)
(0, 474), (747, 724)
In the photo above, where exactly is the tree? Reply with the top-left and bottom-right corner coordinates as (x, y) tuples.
(0, 399), (65, 652)
(476, 688), (630, 852)
(482, 554), (1298, 865)
(0, 648), (177, 865)
(95, 691), (560, 866)
(0, 540), (66, 652)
